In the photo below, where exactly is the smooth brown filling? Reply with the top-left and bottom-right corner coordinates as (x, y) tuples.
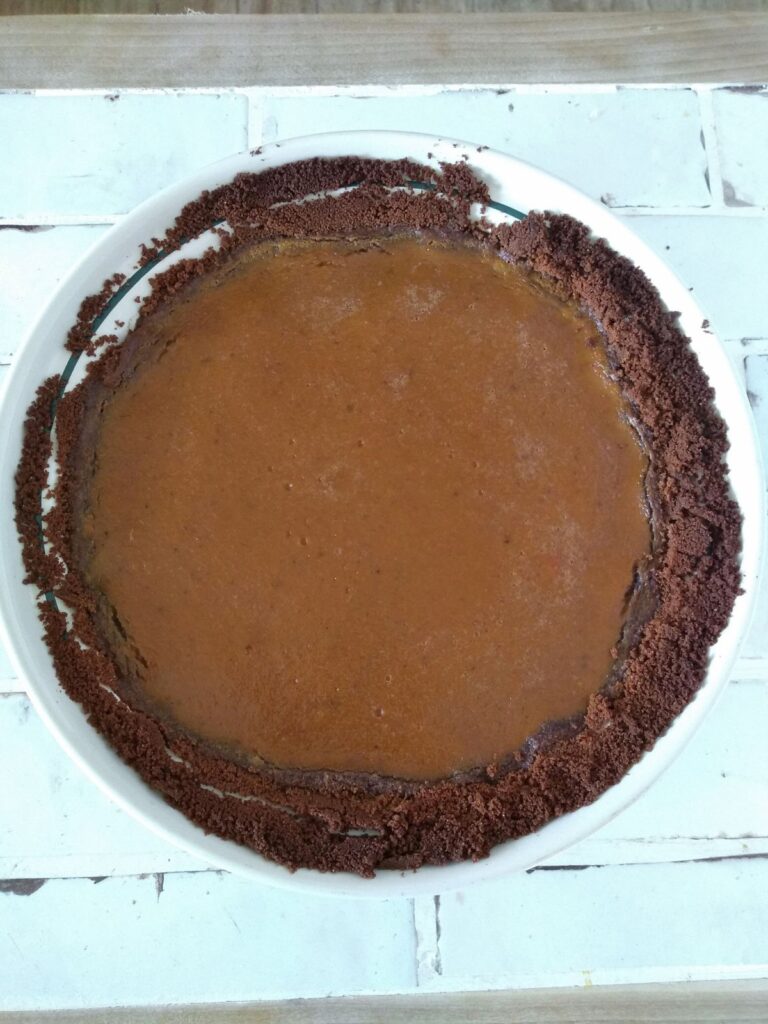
(81, 236), (650, 781)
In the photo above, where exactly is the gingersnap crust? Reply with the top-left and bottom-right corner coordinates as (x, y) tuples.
(15, 157), (741, 876)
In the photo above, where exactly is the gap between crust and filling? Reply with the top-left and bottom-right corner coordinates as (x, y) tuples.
(15, 157), (742, 876)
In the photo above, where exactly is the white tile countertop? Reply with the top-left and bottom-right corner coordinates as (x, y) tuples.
(0, 84), (767, 1013)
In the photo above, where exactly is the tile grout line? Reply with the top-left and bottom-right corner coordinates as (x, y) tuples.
(6, 84), (747, 100)
(4, 87), (257, 99)
(408, 898), (420, 989)
(413, 894), (442, 988)
(733, 661), (768, 683)
(5, 839), (768, 888)
(0, 216), (121, 227)
(245, 91), (264, 153)
(617, 205), (768, 217)
(741, 340), (768, 358)
(696, 86), (726, 212)
(414, 963), (768, 995)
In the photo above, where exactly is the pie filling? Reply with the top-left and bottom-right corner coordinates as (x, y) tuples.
(15, 157), (741, 875)
(78, 236), (651, 780)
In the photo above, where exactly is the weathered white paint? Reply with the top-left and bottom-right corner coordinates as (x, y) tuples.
(0, 83), (766, 1012)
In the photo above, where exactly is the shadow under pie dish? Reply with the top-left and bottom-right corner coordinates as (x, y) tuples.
(10, 144), (748, 880)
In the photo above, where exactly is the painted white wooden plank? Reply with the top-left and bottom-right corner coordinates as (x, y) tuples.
(260, 86), (710, 209)
(1, 682), (765, 881)
(0, 93), (249, 219)
(722, 338), (747, 385)
(0, 871), (417, 1012)
(712, 87), (768, 207)
(620, 214), (768, 342)
(415, 858), (768, 992)
(0, 226), (109, 361)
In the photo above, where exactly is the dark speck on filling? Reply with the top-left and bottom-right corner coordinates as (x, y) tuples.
(15, 157), (741, 876)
